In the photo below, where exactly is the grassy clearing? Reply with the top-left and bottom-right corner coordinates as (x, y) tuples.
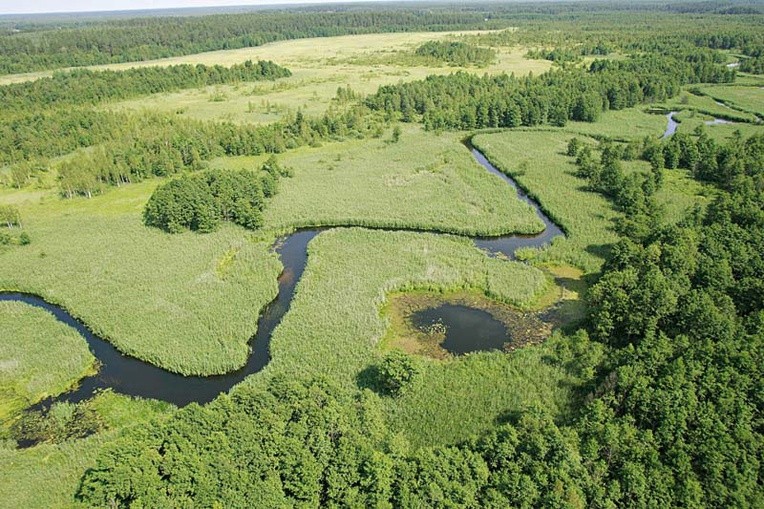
(214, 125), (543, 236)
(696, 84), (763, 117)
(384, 338), (574, 448)
(0, 302), (95, 424)
(99, 33), (548, 125)
(472, 130), (620, 273)
(565, 108), (668, 140)
(0, 181), (282, 376)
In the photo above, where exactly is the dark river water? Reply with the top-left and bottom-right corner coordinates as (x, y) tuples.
(1, 143), (564, 410)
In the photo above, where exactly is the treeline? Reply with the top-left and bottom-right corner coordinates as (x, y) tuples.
(0, 8), (511, 75)
(414, 41), (495, 67)
(580, 131), (763, 506)
(0, 60), (290, 111)
(366, 51), (735, 130)
(739, 56), (764, 74)
(144, 157), (289, 233)
(53, 107), (384, 198)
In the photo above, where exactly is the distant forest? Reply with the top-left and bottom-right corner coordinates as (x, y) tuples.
(0, 1), (761, 74)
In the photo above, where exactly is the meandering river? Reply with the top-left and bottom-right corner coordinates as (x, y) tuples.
(1, 144), (564, 409)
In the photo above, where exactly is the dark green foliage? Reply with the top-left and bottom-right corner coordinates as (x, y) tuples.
(391, 125), (402, 143)
(144, 162), (284, 233)
(143, 175), (219, 234)
(77, 378), (398, 508)
(2, 105), (383, 196)
(579, 132), (764, 507)
(377, 351), (420, 397)
(0, 60), (290, 111)
(79, 377), (592, 508)
(738, 56), (764, 74)
(367, 51), (733, 131)
(415, 40), (495, 66)
(12, 402), (105, 446)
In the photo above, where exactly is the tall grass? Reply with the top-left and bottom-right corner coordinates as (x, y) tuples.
(0, 302), (95, 423)
(220, 125), (545, 236)
(472, 130), (620, 273)
(0, 182), (282, 376)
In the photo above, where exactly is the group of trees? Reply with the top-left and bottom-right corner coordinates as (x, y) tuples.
(143, 156), (289, 233)
(0, 60), (290, 110)
(0, 204), (29, 247)
(366, 51), (735, 130)
(415, 41), (496, 67)
(52, 106), (384, 198)
(77, 376), (588, 508)
(579, 132), (763, 506)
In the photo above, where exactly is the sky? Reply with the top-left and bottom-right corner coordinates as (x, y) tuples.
(0, 0), (378, 15)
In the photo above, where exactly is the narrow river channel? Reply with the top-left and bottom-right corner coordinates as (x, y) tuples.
(1, 144), (564, 409)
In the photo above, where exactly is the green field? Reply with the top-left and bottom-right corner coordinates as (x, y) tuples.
(472, 130), (620, 273)
(81, 32), (551, 125)
(2, 6), (762, 507)
(0, 302), (95, 423)
(215, 125), (543, 236)
(0, 182), (282, 376)
(257, 227), (569, 445)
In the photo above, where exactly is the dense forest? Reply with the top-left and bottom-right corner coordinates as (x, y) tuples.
(414, 41), (496, 67)
(367, 50), (735, 129)
(144, 157), (290, 233)
(0, 60), (290, 110)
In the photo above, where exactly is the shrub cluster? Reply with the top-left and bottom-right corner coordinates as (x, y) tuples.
(144, 156), (289, 233)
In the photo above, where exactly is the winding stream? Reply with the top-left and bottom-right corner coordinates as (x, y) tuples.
(1, 144), (563, 410)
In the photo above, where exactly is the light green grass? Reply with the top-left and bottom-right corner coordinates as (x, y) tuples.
(659, 91), (759, 123)
(265, 228), (550, 382)
(0, 302), (95, 423)
(0, 181), (282, 376)
(215, 125), (543, 236)
(657, 168), (715, 222)
(472, 130), (620, 273)
(696, 85), (763, 117)
(97, 34), (549, 125)
(385, 337), (573, 448)
(565, 108), (668, 141)
(0, 436), (100, 509)
(671, 109), (763, 141)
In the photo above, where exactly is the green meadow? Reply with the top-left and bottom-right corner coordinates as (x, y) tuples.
(0, 302), (95, 423)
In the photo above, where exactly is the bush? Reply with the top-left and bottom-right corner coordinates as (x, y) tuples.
(377, 351), (420, 397)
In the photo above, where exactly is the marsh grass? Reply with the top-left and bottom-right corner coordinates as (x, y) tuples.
(472, 130), (620, 273)
(0, 302), (96, 425)
(0, 182), (282, 376)
(257, 126), (543, 236)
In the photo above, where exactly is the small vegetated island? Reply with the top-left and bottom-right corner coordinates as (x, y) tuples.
(0, 2), (762, 508)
